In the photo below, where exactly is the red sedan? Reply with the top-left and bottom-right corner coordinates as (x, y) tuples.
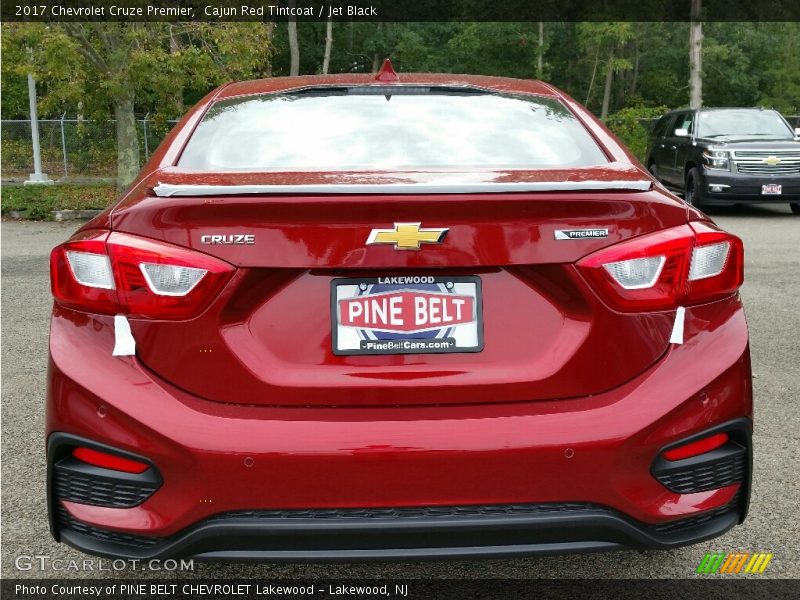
(47, 64), (752, 560)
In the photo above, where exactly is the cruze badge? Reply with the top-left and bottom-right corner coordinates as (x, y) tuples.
(366, 223), (448, 250)
(200, 234), (255, 245)
(554, 229), (609, 240)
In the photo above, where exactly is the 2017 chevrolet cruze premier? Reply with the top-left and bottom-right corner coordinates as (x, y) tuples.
(47, 64), (752, 560)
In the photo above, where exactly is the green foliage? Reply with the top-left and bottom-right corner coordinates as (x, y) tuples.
(5, 21), (799, 120)
(2, 22), (274, 187)
(0, 25), (30, 119)
(606, 105), (670, 162)
(2, 20), (799, 181)
(633, 23), (689, 110)
(1, 184), (116, 220)
(740, 23), (799, 113)
(576, 21), (635, 56)
(446, 23), (543, 78)
(2, 137), (35, 174)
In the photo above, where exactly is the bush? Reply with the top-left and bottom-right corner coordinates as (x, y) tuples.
(1, 183), (116, 220)
(605, 105), (669, 163)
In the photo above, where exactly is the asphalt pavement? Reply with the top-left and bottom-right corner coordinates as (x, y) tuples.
(1, 204), (798, 579)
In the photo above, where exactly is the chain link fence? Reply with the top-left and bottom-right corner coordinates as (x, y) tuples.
(3, 114), (799, 183)
(1, 117), (178, 182)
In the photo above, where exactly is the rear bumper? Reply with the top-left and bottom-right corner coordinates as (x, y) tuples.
(55, 495), (743, 561)
(700, 168), (800, 203)
(47, 296), (753, 560)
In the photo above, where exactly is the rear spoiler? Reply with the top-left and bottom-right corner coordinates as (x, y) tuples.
(152, 181), (653, 197)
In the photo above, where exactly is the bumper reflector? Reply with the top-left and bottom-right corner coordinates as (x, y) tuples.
(652, 425), (749, 495)
(73, 447), (149, 474)
(662, 433), (729, 461)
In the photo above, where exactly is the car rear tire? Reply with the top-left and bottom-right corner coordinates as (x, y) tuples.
(791, 203), (800, 215)
(684, 167), (704, 208)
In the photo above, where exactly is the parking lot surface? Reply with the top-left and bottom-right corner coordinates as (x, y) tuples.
(1, 204), (798, 578)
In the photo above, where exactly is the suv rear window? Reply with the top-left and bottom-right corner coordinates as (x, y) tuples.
(178, 88), (609, 172)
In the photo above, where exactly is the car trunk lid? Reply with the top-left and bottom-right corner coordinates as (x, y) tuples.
(110, 167), (687, 407)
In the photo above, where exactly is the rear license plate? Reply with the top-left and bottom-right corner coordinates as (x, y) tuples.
(332, 276), (483, 355)
(762, 184), (782, 195)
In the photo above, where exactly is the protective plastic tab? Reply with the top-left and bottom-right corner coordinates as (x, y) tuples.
(112, 314), (136, 356)
(669, 306), (686, 344)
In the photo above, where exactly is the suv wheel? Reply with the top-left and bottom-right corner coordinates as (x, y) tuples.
(791, 203), (800, 215)
(684, 167), (704, 208)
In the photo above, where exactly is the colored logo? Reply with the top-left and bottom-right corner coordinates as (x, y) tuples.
(339, 289), (474, 334)
(332, 276), (483, 355)
(366, 223), (448, 250)
(696, 552), (773, 574)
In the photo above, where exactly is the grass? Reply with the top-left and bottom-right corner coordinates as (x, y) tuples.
(1, 183), (117, 220)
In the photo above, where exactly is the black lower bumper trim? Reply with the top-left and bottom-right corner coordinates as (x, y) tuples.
(57, 499), (742, 561)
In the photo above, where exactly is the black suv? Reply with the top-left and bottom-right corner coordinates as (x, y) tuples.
(646, 107), (800, 213)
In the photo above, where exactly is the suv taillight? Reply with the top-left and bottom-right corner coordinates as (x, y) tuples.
(577, 223), (743, 312)
(51, 230), (235, 319)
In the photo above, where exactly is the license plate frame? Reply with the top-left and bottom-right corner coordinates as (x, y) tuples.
(761, 184), (782, 195)
(331, 275), (484, 356)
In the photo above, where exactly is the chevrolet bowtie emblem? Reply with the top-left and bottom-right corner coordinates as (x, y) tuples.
(763, 156), (781, 165)
(366, 222), (449, 250)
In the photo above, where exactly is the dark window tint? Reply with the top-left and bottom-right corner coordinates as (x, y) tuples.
(652, 115), (671, 138)
(178, 89), (609, 172)
(672, 112), (694, 135)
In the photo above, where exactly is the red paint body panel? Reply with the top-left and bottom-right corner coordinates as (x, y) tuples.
(50, 73), (752, 556)
(127, 266), (675, 407)
(48, 296), (750, 537)
(217, 73), (560, 100)
(111, 186), (683, 269)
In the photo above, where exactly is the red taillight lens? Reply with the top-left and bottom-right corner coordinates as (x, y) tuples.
(50, 230), (234, 319)
(51, 231), (120, 314)
(685, 222), (744, 305)
(577, 225), (694, 311)
(107, 232), (234, 319)
(662, 432), (729, 461)
(576, 224), (743, 312)
(72, 447), (149, 474)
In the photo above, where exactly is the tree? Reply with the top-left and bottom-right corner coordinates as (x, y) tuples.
(58, 24), (141, 188)
(536, 22), (544, 79)
(371, 22), (385, 72)
(577, 22), (634, 119)
(288, 1), (300, 76)
(322, 20), (333, 75)
(753, 23), (800, 112)
(0, 25), (32, 119)
(4, 19), (800, 185)
(689, 0), (703, 108)
(4, 23), (272, 189)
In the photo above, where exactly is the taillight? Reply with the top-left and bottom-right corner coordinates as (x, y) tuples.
(107, 232), (234, 319)
(685, 222), (744, 305)
(577, 223), (743, 312)
(51, 232), (120, 315)
(51, 230), (234, 319)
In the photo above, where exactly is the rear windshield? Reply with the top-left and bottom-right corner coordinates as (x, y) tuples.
(178, 88), (609, 172)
